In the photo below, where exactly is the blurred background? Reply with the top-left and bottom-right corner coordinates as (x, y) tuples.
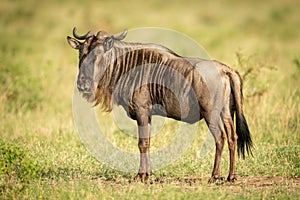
(0, 0), (299, 198)
(0, 0), (299, 136)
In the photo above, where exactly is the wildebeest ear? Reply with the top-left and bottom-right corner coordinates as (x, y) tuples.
(67, 36), (81, 49)
(103, 37), (114, 52)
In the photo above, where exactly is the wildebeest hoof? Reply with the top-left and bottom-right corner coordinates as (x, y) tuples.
(132, 173), (150, 183)
(208, 176), (225, 184)
(227, 176), (237, 182)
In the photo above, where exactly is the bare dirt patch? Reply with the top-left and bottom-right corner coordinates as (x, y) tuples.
(94, 175), (300, 192)
(223, 176), (300, 193)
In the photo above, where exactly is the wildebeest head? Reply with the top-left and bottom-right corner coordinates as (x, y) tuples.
(67, 27), (128, 102)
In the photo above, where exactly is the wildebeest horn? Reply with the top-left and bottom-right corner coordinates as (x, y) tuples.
(72, 27), (93, 40)
(113, 29), (128, 40)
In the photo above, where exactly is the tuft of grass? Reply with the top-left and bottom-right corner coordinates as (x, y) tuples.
(0, 64), (44, 112)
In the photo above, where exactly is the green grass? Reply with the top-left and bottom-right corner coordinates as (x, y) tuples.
(0, 0), (299, 199)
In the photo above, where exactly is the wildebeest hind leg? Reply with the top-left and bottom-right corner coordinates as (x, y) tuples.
(221, 108), (238, 182)
(205, 112), (226, 183)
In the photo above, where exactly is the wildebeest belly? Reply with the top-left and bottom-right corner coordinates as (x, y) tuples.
(153, 89), (203, 124)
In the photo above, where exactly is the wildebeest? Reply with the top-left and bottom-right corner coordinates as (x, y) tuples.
(67, 27), (253, 183)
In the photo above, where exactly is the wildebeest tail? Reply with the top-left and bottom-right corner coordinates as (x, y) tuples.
(229, 71), (253, 159)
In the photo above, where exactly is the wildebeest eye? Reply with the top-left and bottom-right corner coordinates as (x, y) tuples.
(103, 37), (114, 52)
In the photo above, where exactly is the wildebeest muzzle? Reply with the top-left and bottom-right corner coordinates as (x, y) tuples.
(77, 74), (93, 94)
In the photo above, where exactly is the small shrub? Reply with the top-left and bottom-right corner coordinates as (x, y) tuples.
(293, 57), (300, 71)
(0, 139), (43, 183)
(235, 52), (276, 100)
(293, 56), (300, 81)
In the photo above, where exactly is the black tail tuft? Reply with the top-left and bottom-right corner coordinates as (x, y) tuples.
(236, 113), (253, 159)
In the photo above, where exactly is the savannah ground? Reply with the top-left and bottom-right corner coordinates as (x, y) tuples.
(0, 0), (299, 199)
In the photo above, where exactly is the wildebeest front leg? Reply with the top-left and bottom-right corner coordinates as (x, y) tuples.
(134, 113), (151, 182)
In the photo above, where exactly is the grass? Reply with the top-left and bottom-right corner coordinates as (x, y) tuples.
(0, 0), (299, 199)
